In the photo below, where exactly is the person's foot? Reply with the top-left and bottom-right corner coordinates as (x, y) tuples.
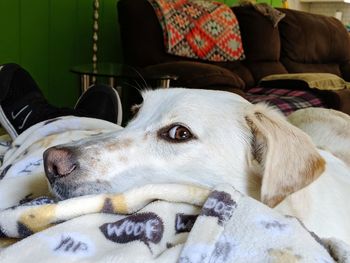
(0, 63), (75, 139)
(74, 84), (122, 125)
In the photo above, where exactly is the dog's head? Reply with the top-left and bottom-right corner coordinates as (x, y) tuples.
(44, 88), (324, 207)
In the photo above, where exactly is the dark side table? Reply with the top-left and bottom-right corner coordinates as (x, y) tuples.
(70, 62), (178, 93)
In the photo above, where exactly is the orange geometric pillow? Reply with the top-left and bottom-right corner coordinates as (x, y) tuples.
(148, 0), (245, 62)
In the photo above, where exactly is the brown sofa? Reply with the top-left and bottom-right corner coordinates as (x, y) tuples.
(117, 0), (350, 116)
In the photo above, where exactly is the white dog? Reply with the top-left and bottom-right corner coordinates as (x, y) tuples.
(43, 88), (350, 244)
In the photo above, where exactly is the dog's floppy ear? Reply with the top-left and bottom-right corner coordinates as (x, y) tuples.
(245, 104), (325, 208)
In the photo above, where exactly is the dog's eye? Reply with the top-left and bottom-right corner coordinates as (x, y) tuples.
(158, 124), (194, 142)
(168, 125), (191, 140)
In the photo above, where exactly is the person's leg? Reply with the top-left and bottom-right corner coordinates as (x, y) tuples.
(0, 63), (76, 139)
(0, 63), (122, 140)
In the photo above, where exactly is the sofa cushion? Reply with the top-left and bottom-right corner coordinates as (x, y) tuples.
(340, 61), (350, 82)
(279, 9), (350, 64)
(244, 61), (288, 84)
(215, 61), (255, 88)
(281, 58), (343, 77)
(143, 61), (245, 89)
(332, 89), (350, 115)
(233, 6), (281, 62)
(232, 6), (287, 85)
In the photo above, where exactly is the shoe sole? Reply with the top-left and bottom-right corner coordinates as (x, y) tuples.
(75, 85), (123, 126)
(115, 87), (123, 126)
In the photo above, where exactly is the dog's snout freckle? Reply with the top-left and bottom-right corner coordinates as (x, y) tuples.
(107, 143), (119, 151)
(118, 156), (128, 163)
(91, 156), (101, 162)
(143, 132), (152, 141)
(107, 138), (133, 151)
(121, 138), (133, 148)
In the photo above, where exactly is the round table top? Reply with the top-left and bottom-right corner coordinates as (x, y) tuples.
(71, 62), (178, 81)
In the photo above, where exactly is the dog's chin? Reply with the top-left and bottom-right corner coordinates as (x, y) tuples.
(49, 180), (113, 200)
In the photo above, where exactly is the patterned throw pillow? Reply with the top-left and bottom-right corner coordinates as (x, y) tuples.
(148, 0), (245, 62)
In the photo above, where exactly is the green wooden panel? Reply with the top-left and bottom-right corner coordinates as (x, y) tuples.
(99, 0), (122, 63)
(75, 0), (94, 65)
(48, 0), (80, 107)
(224, 0), (282, 7)
(271, 0), (283, 7)
(0, 0), (123, 107)
(20, 0), (50, 99)
(225, 0), (239, 6)
(256, 0), (272, 5)
(0, 0), (20, 63)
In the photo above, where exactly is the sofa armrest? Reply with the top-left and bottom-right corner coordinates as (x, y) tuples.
(142, 61), (245, 90)
(329, 89), (350, 115)
(340, 61), (350, 82)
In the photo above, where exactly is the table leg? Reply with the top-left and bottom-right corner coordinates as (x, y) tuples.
(158, 79), (171, 88)
(81, 75), (91, 93)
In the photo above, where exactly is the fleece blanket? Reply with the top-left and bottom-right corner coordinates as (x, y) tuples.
(0, 116), (349, 263)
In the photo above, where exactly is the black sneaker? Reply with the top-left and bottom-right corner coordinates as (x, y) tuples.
(0, 63), (75, 139)
(74, 84), (122, 125)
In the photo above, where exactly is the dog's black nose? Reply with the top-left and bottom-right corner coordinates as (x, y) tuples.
(43, 146), (77, 184)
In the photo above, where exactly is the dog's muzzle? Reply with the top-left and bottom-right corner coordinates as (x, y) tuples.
(43, 146), (78, 184)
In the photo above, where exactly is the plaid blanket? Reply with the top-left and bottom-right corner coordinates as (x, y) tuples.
(245, 87), (326, 116)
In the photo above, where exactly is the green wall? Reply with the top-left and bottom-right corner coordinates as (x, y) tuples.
(0, 0), (122, 107)
(0, 0), (282, 107)
(221, 0), (283, 9)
